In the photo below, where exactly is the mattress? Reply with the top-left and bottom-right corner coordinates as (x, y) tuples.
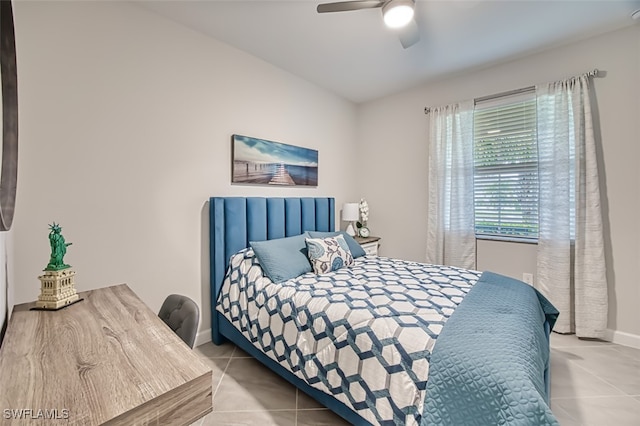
(217, 249), (482, 425)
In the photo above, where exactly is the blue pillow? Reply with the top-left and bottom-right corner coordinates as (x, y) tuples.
(249, 233), (311, 283)
(307, 231), (366, 258)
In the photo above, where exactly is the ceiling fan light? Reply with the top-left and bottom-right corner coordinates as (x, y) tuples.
(382, 0), (414, 29)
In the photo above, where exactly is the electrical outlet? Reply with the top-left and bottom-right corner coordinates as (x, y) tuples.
(522, 273), (534, 285)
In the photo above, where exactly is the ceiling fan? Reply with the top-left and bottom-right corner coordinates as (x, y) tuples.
(316, 0), (420, 48)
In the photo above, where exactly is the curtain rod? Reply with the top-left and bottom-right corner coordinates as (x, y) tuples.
(424, 68), (600, 114)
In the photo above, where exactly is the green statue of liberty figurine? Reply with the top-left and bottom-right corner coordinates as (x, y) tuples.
(45, 222), (72, 271)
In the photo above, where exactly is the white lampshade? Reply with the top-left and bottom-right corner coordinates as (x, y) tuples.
(342, 203), (359, 222)
(382, 0), (415, 29)
(342, 203), (359, 237)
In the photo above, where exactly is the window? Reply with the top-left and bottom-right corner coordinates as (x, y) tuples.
(473, 92), (538, 240)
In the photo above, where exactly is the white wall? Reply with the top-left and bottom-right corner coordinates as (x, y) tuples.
(357, 25), (640, 339)
(11, 1), (358, 340)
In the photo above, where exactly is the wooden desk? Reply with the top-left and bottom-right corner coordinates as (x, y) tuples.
(0, 284), (212, 425)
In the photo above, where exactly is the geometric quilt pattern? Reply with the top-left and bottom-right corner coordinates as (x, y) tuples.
(217, 249), (481, 425)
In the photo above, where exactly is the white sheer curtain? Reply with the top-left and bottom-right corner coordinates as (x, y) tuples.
(426, 101), (476, 269)
(536, 75), (608, 338)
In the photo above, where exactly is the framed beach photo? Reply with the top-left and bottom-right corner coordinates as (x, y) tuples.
(231, 135), (318, 187)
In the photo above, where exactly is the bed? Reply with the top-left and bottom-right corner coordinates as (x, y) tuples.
(209, 196), (559, 425)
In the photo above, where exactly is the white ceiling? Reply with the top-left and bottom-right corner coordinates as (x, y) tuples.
(137, 0), (640, 103)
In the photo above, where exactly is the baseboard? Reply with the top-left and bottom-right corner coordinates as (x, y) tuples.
(604, 329), (640, 349)
(194, 328), (212, 348)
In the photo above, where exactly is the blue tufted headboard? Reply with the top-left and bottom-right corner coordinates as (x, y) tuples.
(209, 197), (335, 343)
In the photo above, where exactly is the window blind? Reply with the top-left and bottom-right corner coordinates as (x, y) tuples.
(473, 93), (538, 239)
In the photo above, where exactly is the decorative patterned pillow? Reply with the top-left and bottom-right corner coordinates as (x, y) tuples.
(305, 235), (354, 274)
(307, 231), (366, 258)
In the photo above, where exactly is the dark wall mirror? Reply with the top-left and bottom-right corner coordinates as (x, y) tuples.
(0, 0), (18, 231)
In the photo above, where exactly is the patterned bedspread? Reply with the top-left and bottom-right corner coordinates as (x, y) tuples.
(217, 249), (481, 425)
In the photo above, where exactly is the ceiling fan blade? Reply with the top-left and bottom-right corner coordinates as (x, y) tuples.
(397, 18), (420, 49)
(317, 1), (385, 14)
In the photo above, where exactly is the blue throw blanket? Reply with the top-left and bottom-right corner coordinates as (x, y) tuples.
(422, 272), (559, 425)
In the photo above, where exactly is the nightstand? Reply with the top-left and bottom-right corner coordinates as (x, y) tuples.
(355, 236), (381, 256)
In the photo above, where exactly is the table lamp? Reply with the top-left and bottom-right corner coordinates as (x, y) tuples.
(342, 203), (359, 237)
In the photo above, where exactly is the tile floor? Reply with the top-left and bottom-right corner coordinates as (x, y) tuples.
(548, 333), (640, 425)
(191, 333), (640, 425)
